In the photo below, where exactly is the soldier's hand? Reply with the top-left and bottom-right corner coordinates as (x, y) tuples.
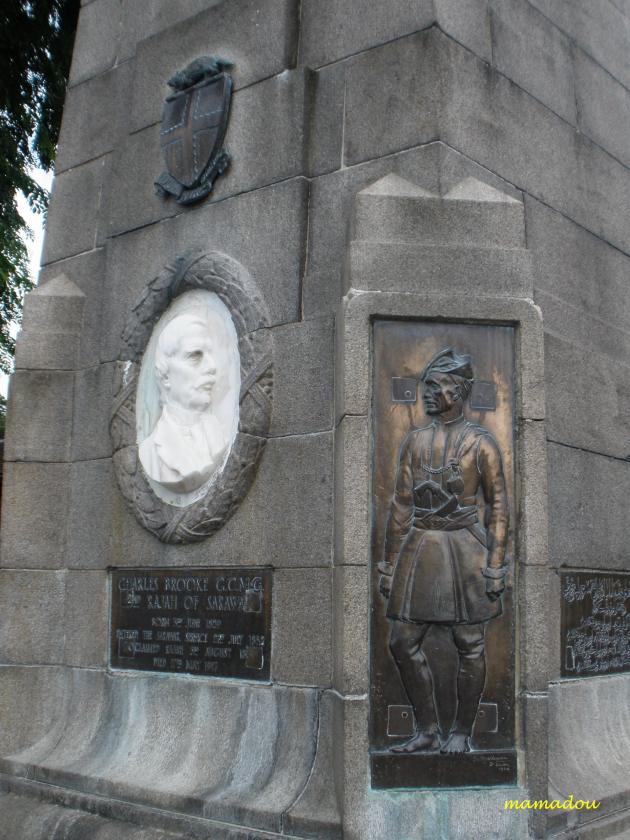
(379, 575), (392, 599)
(485, 577), (505, 601)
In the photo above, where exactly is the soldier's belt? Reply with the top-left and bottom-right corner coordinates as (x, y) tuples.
(412, 505), (479, 532)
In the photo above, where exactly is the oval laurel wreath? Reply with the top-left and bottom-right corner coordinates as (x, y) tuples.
(110, 251), (273, 543)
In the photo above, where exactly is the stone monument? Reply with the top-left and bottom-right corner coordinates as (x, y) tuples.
(2, 1), (630, 839)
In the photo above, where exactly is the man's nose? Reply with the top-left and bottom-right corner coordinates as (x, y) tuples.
(203, 352), (216, 374)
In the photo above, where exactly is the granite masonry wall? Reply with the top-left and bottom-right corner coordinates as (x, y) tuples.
(1, 1), (630, 838)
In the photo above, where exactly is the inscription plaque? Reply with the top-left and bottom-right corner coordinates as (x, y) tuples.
(110, 568), (272, 680)
(371, 321), (517, 788)
(561, 571), (630, 677)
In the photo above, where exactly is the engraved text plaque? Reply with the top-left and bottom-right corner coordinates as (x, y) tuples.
(110, 568), (272, 680)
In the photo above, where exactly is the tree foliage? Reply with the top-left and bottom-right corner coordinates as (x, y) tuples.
(0, 0), (80, 373)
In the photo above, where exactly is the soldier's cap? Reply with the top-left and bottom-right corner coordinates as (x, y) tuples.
(420, 347), (473, 381)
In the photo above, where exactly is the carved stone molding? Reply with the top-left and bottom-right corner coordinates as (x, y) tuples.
(110, 251), (273, 543)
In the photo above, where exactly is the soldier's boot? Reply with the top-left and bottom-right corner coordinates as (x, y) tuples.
(389, 624), (439, 753)
(442, 623), (486, 754)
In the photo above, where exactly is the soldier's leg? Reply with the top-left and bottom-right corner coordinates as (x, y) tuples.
(389, 620), (440, 753)
(442, 622), (486, 753)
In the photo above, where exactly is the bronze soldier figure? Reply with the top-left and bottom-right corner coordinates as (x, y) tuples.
(379, 347), (509, 754)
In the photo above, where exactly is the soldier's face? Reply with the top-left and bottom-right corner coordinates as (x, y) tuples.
(423, 373), (461, 415)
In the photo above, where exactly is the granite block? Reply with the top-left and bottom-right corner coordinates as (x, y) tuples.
(527, 0), (630, 90)
(519, 565), (561, 692)
(547, 443), (630, 570)
(575, 46), (630, 168)
(270, 316), (334, 436)
(42, 156), (107, 266)
(435, 0), (493, 62)
(38, 248), (106, 370)
(0, 572), (66, 664)
(490, 0), (576, 124)
(101, 178), (307, 362)
(519, 419), (549, 567)
(526, 196), (630, 337)
(56, 61), (132, 174)
(67, 459), (114, 569)
(334, 416), (369, 567)
(71, 364), (115, 461)
(523, 692), (549, 837)
(68, 0), (121, 85)
(0, 462), (70, 570)
(343, 29), (443, 166)
(272, 567), (332, 686)
(307, 63), (345, 177)
(548, 673), (630, 803)
(545, 333), (630, 461)
(64, 571), (108, 668)
(333, 565), (368, 695)
(299, 0), (435, 69)
(129, 0), (299, 132)
(4, 370), (74, 463)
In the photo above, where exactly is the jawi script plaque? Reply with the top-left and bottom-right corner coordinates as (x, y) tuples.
(370, 321), (517, 788)
(110, 568), (272, 680)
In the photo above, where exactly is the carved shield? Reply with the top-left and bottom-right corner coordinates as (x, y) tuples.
(160, 73), (232, 190)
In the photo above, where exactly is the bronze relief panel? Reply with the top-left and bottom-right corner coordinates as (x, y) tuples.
(370, 320), (517, 788)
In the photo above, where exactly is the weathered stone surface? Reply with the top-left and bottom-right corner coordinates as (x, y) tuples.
(346, 242), (533, 298)
(56, 62), (132, 174)
(435, 0), (492, 61)
(0, 572), (66, 664)
(68, 0), (121, 85)
(305, 141), (521, 318)
(490, 0), (576, 124)
(272, 567), (332, 686)
(42, 156), (108, 266)
(440, 29), (630, 256)
(547, 443), (630, 570)
(0, 463), (70, 570)
(72, 364), (115, 462)
(129, 0), (299, 132)
(545, 333), (630, 461)
(67, 460), (114, 569)
(110, 72), (308, 237)
(343, 29), (442, 167)
(334, 416), (369, 567)
(4, 370), (74, 463)
(283, 691), (342, 839)
(519, 565), (561, 692)
(527, 196), (630, 337)
(112, 432), (333, 569)
(102, 178), (307, 361)
(519, 419), (549, 567)
(308, 63), (344, 177)
(270, 316), (334, 436)
(575, 47), (630, 168)
(118, 0), (226, 62)
(15, 274), (86, 371)
(528, 0), (630, 90)
(333, 565), (368, 695)
(38, 248), (106, 370)
(1, 669), (320, 834)
(0, 794), (186, 840)
(64, 572), (108, 668)
(353, 174), (525, 248)
(0, 666), (66, 756)
(299, 0), (435, 68)
(548, 673), (630, 803)
(523, 692), (549, 837)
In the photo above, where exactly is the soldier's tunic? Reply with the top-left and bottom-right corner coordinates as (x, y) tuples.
(382, 415), (508, 625)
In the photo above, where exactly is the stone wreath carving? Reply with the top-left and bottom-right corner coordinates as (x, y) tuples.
(110, 251), (273, 543)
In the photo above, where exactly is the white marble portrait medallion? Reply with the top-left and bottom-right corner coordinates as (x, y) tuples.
(136, 289), (240, 506)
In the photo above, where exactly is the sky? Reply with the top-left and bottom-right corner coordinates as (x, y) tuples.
(1, 168), (54, 398)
